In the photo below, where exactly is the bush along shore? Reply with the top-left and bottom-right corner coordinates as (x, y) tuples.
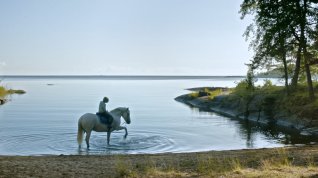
(175, 80), (318, 137)
(0, 86), (26, 105)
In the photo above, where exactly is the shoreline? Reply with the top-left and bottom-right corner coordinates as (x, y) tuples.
(0, 88), (318, 177)
(0, 87), (26, 105)
(175, 88), (318, 137)
(1, 145), (318, 177)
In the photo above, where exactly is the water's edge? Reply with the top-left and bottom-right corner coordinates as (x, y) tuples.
(1, 77), (312, 155)
(175, 93), (318, 137)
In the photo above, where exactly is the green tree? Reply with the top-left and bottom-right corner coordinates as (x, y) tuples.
(240, 0), (318, 100)
(240, 0), (292, 93)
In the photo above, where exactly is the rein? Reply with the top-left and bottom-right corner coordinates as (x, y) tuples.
(112, 107), (129, 126)
(121, 110), (127, 125)
(120, 109), (129, 126)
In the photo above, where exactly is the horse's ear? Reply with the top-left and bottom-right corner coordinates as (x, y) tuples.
(127, 107), (129, 111)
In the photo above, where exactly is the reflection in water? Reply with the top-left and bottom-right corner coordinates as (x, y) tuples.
(238, 120), (255, 148)
(1, 77), (316, 155)
(190, 106), (316, 147)
(238, 119), (317, 146)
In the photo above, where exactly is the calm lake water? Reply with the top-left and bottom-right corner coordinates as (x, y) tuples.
(0, 76), (314, 155)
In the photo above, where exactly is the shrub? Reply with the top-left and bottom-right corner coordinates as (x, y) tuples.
(189, 92), (199, 98)
(206, 88), (223, 100)
(7, 89), (26, 94)
(0, 86), (6, 97)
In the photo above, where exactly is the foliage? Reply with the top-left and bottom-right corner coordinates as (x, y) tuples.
(229, 77), (318, 122)
(189, 92), (199, 99)
(188, 88), (224, 100)
(7, 89), (26, 94)
(233, 66), (256, 94)
(0, 85), (26, 104)
(206, 89), (223, 100)
(240, 0), (318, 99)
(280, 84), (318, 119)
(0, 86), (6, 98)
(245, 65), (256, 91)
(235, 80), (252, 96)
(261, 79), (282, 93)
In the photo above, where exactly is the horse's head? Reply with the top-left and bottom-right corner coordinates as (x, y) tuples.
(122, 107), (131, 124)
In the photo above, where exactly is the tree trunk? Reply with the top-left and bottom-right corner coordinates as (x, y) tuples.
(282, 52), (289, 94)
(291, 45), (301, 89)
(301, 0), (315, 100)
(304, 48), (315, 100)
(279, 36), (289, 93)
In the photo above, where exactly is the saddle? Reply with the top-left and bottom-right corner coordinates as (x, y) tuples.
(96, 112), (114, 127)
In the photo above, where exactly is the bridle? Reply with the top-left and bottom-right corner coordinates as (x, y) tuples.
(121, 108), (130, 124)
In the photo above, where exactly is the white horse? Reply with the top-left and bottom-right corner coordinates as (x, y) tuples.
(77, 107), (131, 148)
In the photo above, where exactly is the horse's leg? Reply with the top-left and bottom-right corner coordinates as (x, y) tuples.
(116, 126), (128, 139)
(107, 131), (111, 145)
(123, 127), (128, 139)
(85, 131), (91, 149)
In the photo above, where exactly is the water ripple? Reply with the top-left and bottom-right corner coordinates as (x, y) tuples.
(0, 130), (176, 155)
(78, 130), (175, 155)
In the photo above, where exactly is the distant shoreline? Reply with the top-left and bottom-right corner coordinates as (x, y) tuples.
(0, 75), (282, 80)
(0, 75), (245, 79)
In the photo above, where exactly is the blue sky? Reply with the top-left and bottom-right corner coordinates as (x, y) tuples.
(0, 0), (252, 75)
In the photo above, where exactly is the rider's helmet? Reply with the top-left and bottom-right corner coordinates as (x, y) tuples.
(103, 97), (109, 103)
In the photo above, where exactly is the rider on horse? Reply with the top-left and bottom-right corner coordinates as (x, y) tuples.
(97, 97), (113, 130)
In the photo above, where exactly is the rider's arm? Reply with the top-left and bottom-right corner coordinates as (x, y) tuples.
(99, 101), (106, 113)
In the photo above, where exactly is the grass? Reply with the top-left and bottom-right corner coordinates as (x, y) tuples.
(188, 88), (224, 100)
(189, 92), (199, 98)
(0, 86), (7, 97)
(1, 146), (317, 177)
(228, 166), (318, 178)
(184, 79), (318, 125)
(206, 88), (223, 100)
(217, 79), (318, 124)
(110, 148), (318, 178)
(0, 85), (25, 104)
(7, 89), (26, 94)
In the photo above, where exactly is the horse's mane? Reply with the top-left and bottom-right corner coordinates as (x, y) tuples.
(110, 107), (127, 114)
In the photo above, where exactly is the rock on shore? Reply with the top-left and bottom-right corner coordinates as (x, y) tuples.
(175, 88), (318, 136)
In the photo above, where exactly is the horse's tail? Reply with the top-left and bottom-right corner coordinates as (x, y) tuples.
(77, 118), (84, 147)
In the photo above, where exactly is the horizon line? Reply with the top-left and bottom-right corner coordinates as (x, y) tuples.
(0, 74), (245, 78)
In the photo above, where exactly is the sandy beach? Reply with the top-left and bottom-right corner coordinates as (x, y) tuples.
(1, 145), (318, 178)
